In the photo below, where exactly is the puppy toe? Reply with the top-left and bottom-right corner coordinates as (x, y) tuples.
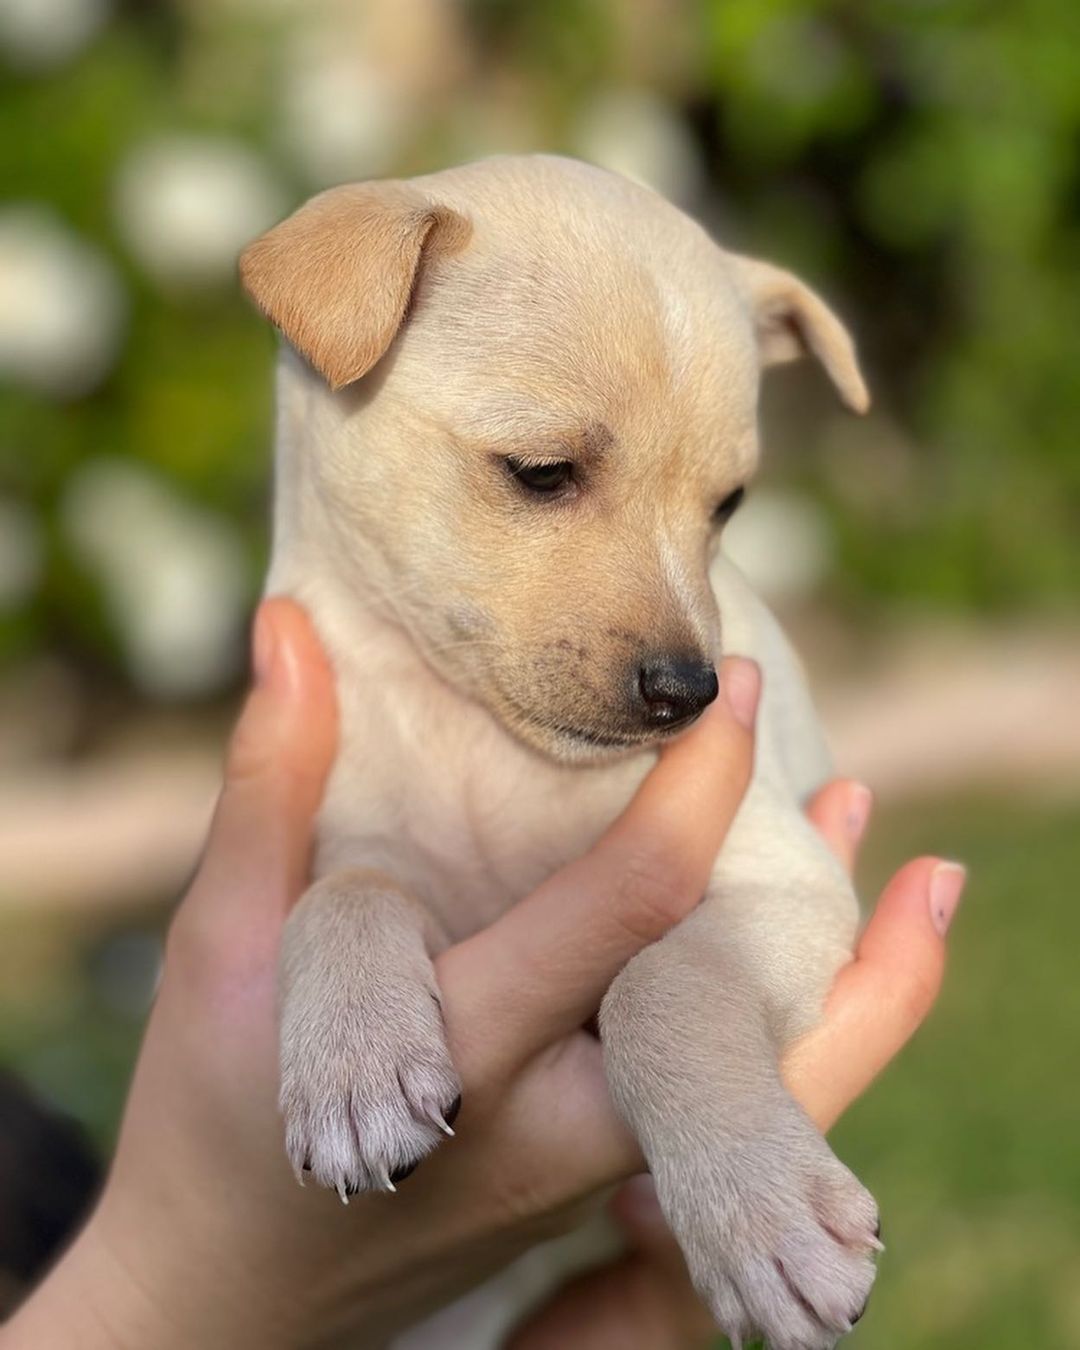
(809, 1163), (882, 1253)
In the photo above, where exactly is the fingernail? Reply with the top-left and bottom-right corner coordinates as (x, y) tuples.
(930, 861), (966, 936)
(723, 657), (761, 729)
(846, 783), (873, 845)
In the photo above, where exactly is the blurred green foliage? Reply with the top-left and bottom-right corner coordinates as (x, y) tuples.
(696, 0), (1080, 611)
(1, 0), (1077, 698)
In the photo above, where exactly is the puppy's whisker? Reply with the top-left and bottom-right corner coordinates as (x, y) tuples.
(419, 636), (503, 659)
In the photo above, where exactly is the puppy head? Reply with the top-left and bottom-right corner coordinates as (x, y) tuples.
(241, 157), (867, 762)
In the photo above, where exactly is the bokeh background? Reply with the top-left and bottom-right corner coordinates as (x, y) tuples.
(1, 1), (1078, 1345)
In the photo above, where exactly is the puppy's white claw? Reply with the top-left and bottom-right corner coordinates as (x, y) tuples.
(707, 1272), (752, 1350)
(420, 1096), (455, 1136)
(279, 946), (460, 1201)
(281, 1051), (459, 1199)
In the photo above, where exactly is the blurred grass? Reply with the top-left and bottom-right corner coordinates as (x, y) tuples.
(832, 793), (1080, 1350)
(2, 790), (1078, 1347)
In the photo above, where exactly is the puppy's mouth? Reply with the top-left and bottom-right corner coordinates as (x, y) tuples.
(549, 721), (642, 750)
(554, 713), (704, 748)
(498, 692), (694, 757)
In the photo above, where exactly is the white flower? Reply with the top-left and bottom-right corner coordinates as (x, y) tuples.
(575, 88), (703, 206)
(0, 0), (110, 71)
(62, 459), (251, 698)
(723, 490), (833, 603)
(0, 497), (43, 609)
(279, 36), (411, 187)
(114, 136), (286, 288)
(0, 205), (126, 399)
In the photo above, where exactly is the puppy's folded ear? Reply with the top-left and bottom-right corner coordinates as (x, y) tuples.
(732, 256), (870, 413)
(239, 183), (471, 391)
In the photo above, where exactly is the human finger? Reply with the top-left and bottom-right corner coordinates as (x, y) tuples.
(784, 857), (965, 1130)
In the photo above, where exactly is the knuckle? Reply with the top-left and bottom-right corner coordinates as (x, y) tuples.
(733, 737), (756, 794)
(485, 1158), (593, 1239)
(163, 903), (220, 989)
(708, 736), (754, 817)
(891, 963), (943, 1028)
(164, 902), (275, 1010)
(490, 1167), (555, 1225)
(612, 847), (692, 946)
(223, 707), (271, 785)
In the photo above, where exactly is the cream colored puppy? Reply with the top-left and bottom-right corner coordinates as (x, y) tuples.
(241, 154), (878, 1350)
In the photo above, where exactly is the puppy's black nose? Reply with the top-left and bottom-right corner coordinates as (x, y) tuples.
(637, 656), (719, 728)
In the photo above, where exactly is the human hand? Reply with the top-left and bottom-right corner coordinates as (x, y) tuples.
(4, 597), (763, 1350)
(509, 785), (966, 1349)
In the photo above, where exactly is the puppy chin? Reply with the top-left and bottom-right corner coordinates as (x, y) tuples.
(535, 730), (644, 768)
(495, 703), (665, 767)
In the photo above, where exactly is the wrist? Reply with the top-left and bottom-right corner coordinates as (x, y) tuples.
(3, 1214), (168, 1350)
(2, 1200), (282, 1350)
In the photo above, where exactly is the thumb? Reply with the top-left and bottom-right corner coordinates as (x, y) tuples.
(182, 598), (337, 930)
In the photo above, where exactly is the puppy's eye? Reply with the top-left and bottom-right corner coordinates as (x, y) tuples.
(505, 457), (574, 495)
(713, 485), (745, 525)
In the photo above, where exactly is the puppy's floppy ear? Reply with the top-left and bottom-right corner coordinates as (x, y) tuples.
(732, 255), (870, 413)
(239, 182), (471, 391)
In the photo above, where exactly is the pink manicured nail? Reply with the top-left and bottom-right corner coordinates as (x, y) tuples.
(846, 783), (873, 845)
(724, 657), (761, 729)
(930, 862), (966, 936)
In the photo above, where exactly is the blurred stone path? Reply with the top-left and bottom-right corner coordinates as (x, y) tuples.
(818, 623), (1080, 801)
(1, 623), (1077, 912)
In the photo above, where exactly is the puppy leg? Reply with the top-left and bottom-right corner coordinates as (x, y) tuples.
(279, 869), (460, 1198)
(600, 794), (878, 1350)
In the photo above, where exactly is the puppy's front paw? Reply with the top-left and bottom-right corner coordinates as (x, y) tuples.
(280, 990), (460, 1201)
(660, 1098), (880, 1350)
